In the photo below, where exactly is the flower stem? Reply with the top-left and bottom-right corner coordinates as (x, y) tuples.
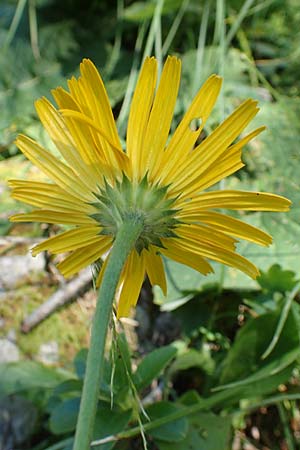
(73, 218), (143, 450)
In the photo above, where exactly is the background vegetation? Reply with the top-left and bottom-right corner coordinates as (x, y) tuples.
(1, 1), (300, 449)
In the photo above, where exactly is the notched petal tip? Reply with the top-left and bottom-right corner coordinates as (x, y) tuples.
(207, 73), (223, 85)
(281, 198), (292, 211)
(80, 58), (93, 70)
(7, 179), (16, 188)
(31, 245), (41, 257)
(165, 54), (182, 71)
(14, 133), (28, 149)
(9, 213), (24, 222)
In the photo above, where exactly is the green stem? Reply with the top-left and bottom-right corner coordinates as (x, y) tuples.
(90, 392), (300, 446)
(91, 387), (244, 446)
(118, 388), (238, 439)
(278, 402), (295, 450)
(73, 218), (143, 450)
(3, 0), (27, 49)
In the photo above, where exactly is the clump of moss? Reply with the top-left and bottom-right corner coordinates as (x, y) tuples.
(0, 272), (96, 365)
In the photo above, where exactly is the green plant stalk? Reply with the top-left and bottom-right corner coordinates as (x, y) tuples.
(28, 0), (40, 60)
(3, 0), (28, 49)
(278, 402), (295, 450)
(91, 387), (244, 446)
(73, 218), (144, 450)
(86, 392), (300, 448)
(91, 390), (300, 447)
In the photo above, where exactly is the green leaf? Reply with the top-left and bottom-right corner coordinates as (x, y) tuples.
(154, 257), (256, 309)
(154, 393), (231, 450)
(49, 397), (81, 434)
(133, 345), (177, 391)
(169, 348), (215, 376)
(93, 404), (132, 450)
(116, 332), (132, 375)
(43, 437), (73, 450)
(153, 96), (300, 302)
(0, 218), (11, 235)
(0, 361), (70, 397)
(49, 397), (132, 444)
(155, 411), (231, 450)
(238, 98), (300, 275)
(257, 264), (298, 293)
(146, 401), (188, 442)
(53, 379), (83, 397)
(73, 348), (88, 379)
(46, 406), (131, 449)
(217, 307), (300, 397)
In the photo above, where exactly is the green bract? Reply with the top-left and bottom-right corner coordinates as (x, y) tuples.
(91, 174), (180, 253)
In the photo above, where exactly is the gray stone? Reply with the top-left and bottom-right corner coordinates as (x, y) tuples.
(0, 253), (45, 290)
(0, 338), (19, 363)
(38, 340), (59, 365)
(6, 328), (17, 343)
(0, 396), (37, 449)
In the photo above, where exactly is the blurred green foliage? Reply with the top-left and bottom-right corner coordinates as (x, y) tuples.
(1, 0), (300, 449)
(1, 273), (300, 449)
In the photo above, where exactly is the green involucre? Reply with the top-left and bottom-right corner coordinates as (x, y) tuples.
(90, 173), (181, 252)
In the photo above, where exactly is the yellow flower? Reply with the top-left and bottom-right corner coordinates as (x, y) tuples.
(10, 56), (290, 317)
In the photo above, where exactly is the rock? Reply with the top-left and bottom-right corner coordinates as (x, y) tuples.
(0, 396), (37, 450)
(6, 328), (17, 343)
(0, 338), (19, 363)
(0, 253), (45, 290)
(38, 341), (59, 365)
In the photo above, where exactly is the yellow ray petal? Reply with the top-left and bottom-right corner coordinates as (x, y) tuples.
(34, 97), (99, 188)
(169, 99), (259, 194)
(178, 190), (291, 212)
(57, 237), (112, 278)
(67, 76), (85, 110)
(117, 250), (146, 318)
(31, 225), (102, 256)
(160, 240), (213, 275)
(79, 59), (122, 151)
(95, 254), (109, 289)
(61, 75), (111, 172)
(176, 223), (237, 251)
(159, 74), (222, 183)
(143, 247), (167, 295)
(52, 86), (80, 110)
(61, 109), (128, 172)
(172, 236), (259, 279)
(178, 126), (266, 197)
(61, 114), (109, 172)
(10, 180), (94, 213)
(127, 57), (157, 178)
(178, 211), (273, 246)
(10, 210), (95, 225)
(141, 56), (181, 179)
(15, 135), (91, 200)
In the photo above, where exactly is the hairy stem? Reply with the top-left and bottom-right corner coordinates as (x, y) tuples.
(73, 218), (143, 450)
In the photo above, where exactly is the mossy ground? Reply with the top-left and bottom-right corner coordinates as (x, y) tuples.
(0, 155), (95, 366)
(0, 270), (96, 365)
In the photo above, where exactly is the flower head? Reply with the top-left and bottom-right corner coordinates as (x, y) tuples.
(10, 56), (290, 317)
